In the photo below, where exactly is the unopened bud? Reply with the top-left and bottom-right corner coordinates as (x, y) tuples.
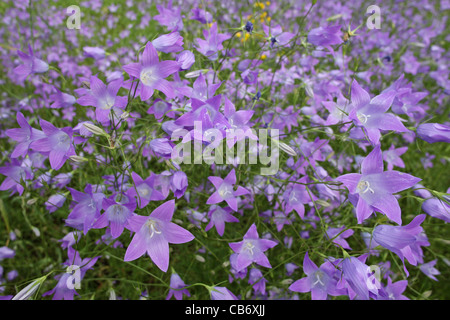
(120, 111), (130, 120)
(279, 142), (298, 157)
(69, 155), (88, 163)
(185, 69), (208, 79)
(83, 123), (109, 137)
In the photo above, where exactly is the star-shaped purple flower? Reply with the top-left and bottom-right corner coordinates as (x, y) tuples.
(5, 112), (46, 158)
(123, 41), (180, 101)
(29, 119), (76, 170)
(336, 145), (421, 224)
(206, 169), (250, 212)
(229, 223), (277, 272)
(124, 200), (195, 272)
(289, 252), (341, 300)
(348, 79), (410, 145)
(76, 76), (127, 124)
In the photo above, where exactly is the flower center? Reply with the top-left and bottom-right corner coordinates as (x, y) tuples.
(58, 133), (69, 144)
(312, 271), (326, 287)
(243, 241), (255, 255)
(218, 183), (233, 199)
(289, 190), (299, 203)
(100, 96), (115, 110)
(140, 68), (158, 86)
(147, 219), (162, 238)
(357, 112), (371, 124)
(357, 180), (375, 194)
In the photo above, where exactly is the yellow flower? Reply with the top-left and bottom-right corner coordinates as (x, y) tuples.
(260, 54), (267, 60)
(236, 32), (242, 38)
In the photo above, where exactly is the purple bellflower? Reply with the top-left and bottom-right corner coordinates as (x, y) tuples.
(248, 268), (267, 295)
(422, 197), (450, 223)
(195, 22), (231, 61)
(372, 214), (429, 275)
(153, 5), (184, 32)
(228, 223), (277, 272)
(0, 159), (33, 196)
(282, 177), (317, 219)
(416, 123), (450, 143)
(205, 205), (239, 236)
(289, 252), (341, 300)
(5, 112), (46, 158)
(326, 226), (354, 250)
(206, 169), (250, 212)
(378, 277), (409, 300)
(152, 32), (184, 53)
(336, 145), (421, 224)
(340, 255), (381, 300)
(65, 184), (105, 234)
(29, 119), (76, 171)
(43, 248), (99, 300)
(13, 44), (49, 81)
(419, 260), (440, 281)
(123, 42), (179, 101)
(49, 89), (76, 109)
(124, 200), (194, 272)
(170, 171), (188, 199)
(382, 144), (408, 171)
(307, 25), (343, 47)
(348, 79), (409, 145)
(76, 76), (127, 124)
(210, 286), (238, 300)
(166, 272), (191, 300)
(92, 193), (137, 239)
(262, 24), (295, 48)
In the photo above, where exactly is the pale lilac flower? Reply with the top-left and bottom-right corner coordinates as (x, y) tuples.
(176, 50), (195, 70)
(263, 24), (295, 48)
(124, 200), (194, 272)
(348, 79), (409, 145)
(127, 172), (165, 209)
(92, 193), (137, 239)
(419, 260), (440, 281)
(29, 119), (76, 170)
(195, 22), (231, 61)
(5, 112), (46, 158)
(123, 42), (179, 101)
(416, 123), (450, 143)
(422, 198), (450, 223)
(289, 252), (341, 300)
(205, 205), (239, 236)
(336, 145), (421, 224)
(76, 76), (127, 123)
(166, 272), (190, 300)
(153, 5), (184, 31)
(65, 184), (105, 234)
(382, 144), (408, 171)
(229, 223), (277, 272)
(43, 248), (99, 300)
(206, 169), (250, 212)
(13, 44), (49, 81)
(152, 32), (184, 53)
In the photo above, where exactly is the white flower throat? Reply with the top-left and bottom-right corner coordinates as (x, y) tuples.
(147, 219), (162, 238)
(357, 180), (374, 194)
(140, 68), (158, 86)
